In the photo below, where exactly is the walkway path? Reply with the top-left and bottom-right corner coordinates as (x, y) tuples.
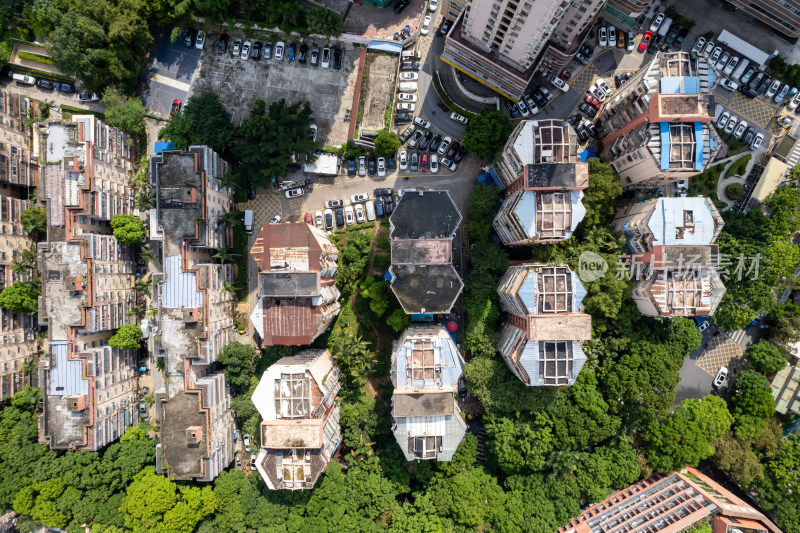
(715, 152), (754, 206)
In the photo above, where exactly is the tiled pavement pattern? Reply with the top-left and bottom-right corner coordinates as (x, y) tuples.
(714, 91), (783, 136)
(236, 192), (282, 242)
(695, 334), (743, 376)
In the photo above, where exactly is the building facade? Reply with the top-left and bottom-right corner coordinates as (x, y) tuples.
(388, 190), (463, 315)
(497, 264), (592, 386)
(728, 0), (800, 38)
(538, 0), (607, 76)
(250, 349), (342, 490)
(390, 326), (467, 461)
(249, 222), (340, 346)
(492, 120), (589, 245)
(150, 146), (236, 482)
(607, 0), (655, 18)
(559, 466), (781, 533)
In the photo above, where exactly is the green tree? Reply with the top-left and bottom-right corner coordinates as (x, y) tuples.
(0, 280), (39, 314)
(462, 107), (515, 160)
(306, 7), (344, 35)
(644, 395), (733, 472)
(726, 182), (745, 200)
(386, 308), (411, 332)
(575, 440), (641, 502)
(21, 207), (47, 239)
(745, 341), (787, 374)
(485, 414), (554, 474)
(218, 342), (260, 395)
(772, 313), (800, 345)
(159, 92), (234, 154)
(373, 129), (401, 158)
(102, 87), (146, 139)
(711, 431), (764, 488)
(437, 467), (507, 527)
(498, 474), (581, 533)
(770, 434), (800, 494)
(467, 184), (501, 241)
(732, 370), (775, 425)
(111, 214), (145, 244)
(109, 325), (143, 350)
(712, 296), (757, 331)
(581, 159), (622, 229)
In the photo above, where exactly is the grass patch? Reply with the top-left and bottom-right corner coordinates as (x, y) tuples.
(60, 104), (105, 121)
(8, 64), (72, 83)
(714, 125), (749, 156)
(432, 72), (476, 118)
(728, 154), (752, 177)
(18, 50), (53, 65)
(688, 162), (727, 206)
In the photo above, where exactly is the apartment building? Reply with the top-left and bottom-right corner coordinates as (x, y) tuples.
(491, 120), (588, 245)
(612, 197), (726, 317)
(538, 0), (607, 76)
(559, 466), (781, 533)
(36, 115), (140, 450)
(599, 52), (718, 189)
(497, 264), (591, 386)
(390, 326), (467, 461)
(249, 222), (340, 346)
(149, 146), (235, 482)
(388, 190), (463, 315)
(251, 349), (341, 490)
(0, 88), (37, 188)
(728, 0), (800, 38)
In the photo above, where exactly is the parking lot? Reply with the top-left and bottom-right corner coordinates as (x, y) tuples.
(142, 30), (202, 117)
(191, 34), (360, 148)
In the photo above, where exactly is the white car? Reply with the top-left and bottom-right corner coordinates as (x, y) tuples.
(766, 80), (781, 98)
(243, 434), (252, 452)
(676, 179), (687, 190)
(354, 203), (365, 223)
(270, 214), (282, 224)
(523, 94), (540, 116)
(788, 91), (800, 111)
(710, 47), (722, 64)
(232, 38), (242, 56)
(713, 366), (728, 388)
(398, 93), (418, 102)
(351, 192), (369, 203)
(649, 12), (665, 33)
(608, 26), (617, 47)
(430, 154), (439, 173)
(284, 187), (304, 198)
(588, 84), (606, 102)
(720, 78), (739, 91)
(751, 133), (764, 150)
(596, 78), (611, 97)
(400, 72), (419, 81)
(517, 99), (531, 117)
(716, 111), (730, 129)
(450, 112), (469, 124)
(440, 157), (457, 171)
(399, 150), (408, 169)
(344, 206), (355, 226)
(437, 136), (452, 155)
(421, 16), (432, 35)
(724, 116), (737, 135)
(241, 41), (251, 60)
(321, 47), (331, 68)
(598, 26), (608, 47)
(716, 52), (730, 71)
(195, 31), (206, 49)
(429, 0), (438, 11)
(414, 117), (431, 129)
(703, 41), (715, 56)
(734, 120), (747, 139)
(691, 36), (706, 55)
(397, 102), (416, 112)
(275, 41), (285, 60)
(551, 76), (570, 92)
(377, 157), (386, 177)
(723, 56), (739, 76)
(626, 31), (634, 52)
(314, 210), (324, 229)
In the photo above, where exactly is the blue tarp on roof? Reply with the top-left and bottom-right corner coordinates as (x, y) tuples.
(660, 122), (670, 171)
(411, 314), (434, 322)
(694, 122), (704, 170)
(477, 172), (495, 186)
(682, 77), (700, 93)
(384, 270), (394, 282)
(487, 165), (504, 190)
(660, 76), (701, 94)
(579, 147), (597, 161)
(154, 141), (173, 154)
(368, 41), (403, 53)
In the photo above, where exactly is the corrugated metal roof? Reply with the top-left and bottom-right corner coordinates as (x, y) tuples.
(717, 30), (770, 68)
(161, 255), (203, 309)
(694, 122), (704, 170)
(660, 122), (670, 171)
(570, 191), (585, 233)
(649, 198), (718, 246)
(512, 121), (535, 165)
(250, 297), (265, 339)
(518, 274), (538, 314)
(514, 191), (537, 238)
(571, 271), (587, 310)
(392, 328), (464, 390)
(46, 342), (89, 396)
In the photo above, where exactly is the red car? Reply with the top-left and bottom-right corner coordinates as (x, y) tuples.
(584, 94), (601, 110)
(639, 31), (653, 53)
(170, 99), (182, 115)
(304, 212), (313, 225)
(559, 70), (572, 81)
(420, 154), (429, 172)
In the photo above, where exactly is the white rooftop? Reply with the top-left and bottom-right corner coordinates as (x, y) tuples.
(649, 197), (718, 246)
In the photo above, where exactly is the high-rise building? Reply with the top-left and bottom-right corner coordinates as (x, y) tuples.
(150, 146), (236, 482)
(250, 349), (341, 490)
(559, 466), (781, 533)
(491, 120), (588, 246)
(390, 326), (467, 461)
(606, 0), (656, 18)
(538, 0), (607, 76)
(249, 222), (340, 346)
(728, 0), (800, 38)
(599, 52), (717, 189)
(388, 190), (463, 315)
(496, 264), (591, 386)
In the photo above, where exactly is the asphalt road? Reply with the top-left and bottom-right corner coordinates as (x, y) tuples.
(141, 29), (202, 118)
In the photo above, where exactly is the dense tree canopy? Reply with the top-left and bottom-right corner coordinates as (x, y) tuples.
(745, 341), (787, 375)
(580, 159), (622, 229)
(111, 214), (146, 244)
(218, 342), (260, 395)
(102, 87), (146, 139)
(462, 107), (515, 160)
(306, 7), (344, 35)
(373, 130), (401, 158)
(159, 92), (234, 154)
(0, 280), (39, 315)
(20, 207), (47, 240)
(109, 325), (143, 350)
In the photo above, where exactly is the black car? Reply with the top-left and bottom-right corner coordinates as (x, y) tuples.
(325, 210), (334, 230)
(575, 125), (590, 144)
(305, 176), (314, 190)
(184, 29), (195, 48)
(458, 377), (467, 402)
(368, 156), (377, 176)
(439, 19), (453, 36)
(335, 208), (344, 226)
(418, 131), (434, 150)
(252, 41), (262, 60)
(504, 99), (520, 118)
(399, 124), (416, 143)
(665, 26), (680, 45)
(647, 34), (660, 54)
(579, 102), (597, 118)
(741, 85), (758, 98)
(333, 48), (342, 69)
(742, 127), (755, 145)
(446, 141), (460, 159)
(429, 134), (443, 152)
(374, 188), (393, 197)
(757, 76), (772, 95)
(388, 153), (397, 170)
(531, 88), (548, 108)
(579, 44), (593, 57)
(248, 182), (256, 200)
(218, 34), (228, 54)
(400, 61), (420, 71)
(614, 74), (627, 88)
(453, 145), (466, 163)
(584, 121), (598, 137)
(347, 156), (356, 176)
(567, 114), (581, 124)
(385, 195), (393, 215)
(299, 43), (308, 63)
(393, 0), (409, 13)
(395, 112), (413, 124)
(37, 79), (55, 90)
(55, 83), (75, 94)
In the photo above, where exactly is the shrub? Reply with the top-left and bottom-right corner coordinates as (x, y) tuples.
(109, 325), (143, 350)
(726, 183), (744, 201)
(18, 51), (53, 65)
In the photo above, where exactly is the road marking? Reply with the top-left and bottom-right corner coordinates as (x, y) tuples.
(148, 72), (190, 91)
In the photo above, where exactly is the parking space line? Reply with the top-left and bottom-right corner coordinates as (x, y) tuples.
(148, 72), (191, 91)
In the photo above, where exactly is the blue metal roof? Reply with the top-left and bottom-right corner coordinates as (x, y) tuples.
(682, 77), (700, 93)
(154, 141), (173, 154)
(660, 122), (670, 171)
(47, 342), (89, 396)
(368, 41), (403, 53)
(694, 122), (704, 170)
(579, 147), (597, 161)
(161, 255), (203, 309)
(660, 77), (681, 94)
(488, 165), (504, 190)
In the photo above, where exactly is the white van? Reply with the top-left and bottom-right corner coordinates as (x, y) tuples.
(243, 210), (254, 234)
(365, 200), (376, 221)
(657, 17), (673, 39)
(12, 73), (35, 85)
(731, 59), (750, 82)
(399, 82), (418, 92)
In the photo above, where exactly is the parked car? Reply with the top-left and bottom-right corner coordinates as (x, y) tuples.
(720, 78), (739, 91)
(740, 66), (755, 85)
(665, 25), (680, 45)
(55, 82), (75, 94)
(78, 93), (99, 102)
(453, 145), (466, 163)
(608, 25), (617, 46)
(243, 434), (252, 452)
(37, 79), (55, 90)
(344, 206), (355, 226)
(264, 41), (273, 59)
(240, 40), (251, 59)
(703, 41), (715, 56)
(775, 83), (790, 103)
(723, 56), (739, 76)
(420, 154), (429, 172)
(333, 48), (342, 69)
(713, 366), (728, 388)
(395, 113), (413, 124)
(639, 31), (653, 52)
(419, 131), (434, 150)
(408, 130), (423, 148)
(399, 124), (416, 143)
(310, 47), (318, 66)
(398, 92), (418, 102)
(766, 79), (781, 98)
(430, 154), (439, 173)
(368, 156), (376, 176)
(710, 47), (722, 64)
(388, 153), (397, 170)
(414, 116), (431, 129)
(551, 76), (569, 92)
(218, 34), (228, 53)
(421, 15), (432, 35)
(326, 199), (344, 208)
(284, 187), (304, 198)
(439, 18), (453, 36)
(450, 112), (469, 124)
(374, 188), (393, 197)
(358, 156), (367, 176)
(354, 203), (365, 223)
(324, 209), (334, 229)
(440, 157), (457, 171)
(742, 126), (755, 146)
(716, 111), (730, 129)
(788, 91), (800, 111)
(399, 72), (418, 81)
(588, 84), (606, 102)
(734, 120), (748, 139)
(691, 36), (706, 54)
(724, 116), (738, 135)
(649, 12), (665, 33)
(275, 41), (285, 60)
(751, 133), (764, 150)
(397, 102), (416, 112)
(184, 29), (194, 47)
(377, 157), (386, 177)
(287, 43), (295, 62)
(575, 52), (589, 65)
(170, 99), (182, 115)
(584, 94), (601, 109)
(598, 26), (608, 47)
(375, 196), (384, 217)
(335, 208), (344, 226)
(314, 210), (324, 229)
(579, 102), (597, 118)
(399, 151), (408, 169)
(351, 192), (369, 203)
(438, 136), (452, 156)
(410, 151), (419, 171)
(298, 43), (308, 63)
(393, 0), (409, 13)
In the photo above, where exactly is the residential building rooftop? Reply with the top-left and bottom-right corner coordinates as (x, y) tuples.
(772, 363), (800, 415)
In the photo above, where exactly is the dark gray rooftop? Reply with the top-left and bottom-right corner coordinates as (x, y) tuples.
(259, 272), (319, 298)
(390, 264), (463, 314)
(526, 163), (583, 189)
(390, 190), (462, 240)
(394, 391), (455, 417)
